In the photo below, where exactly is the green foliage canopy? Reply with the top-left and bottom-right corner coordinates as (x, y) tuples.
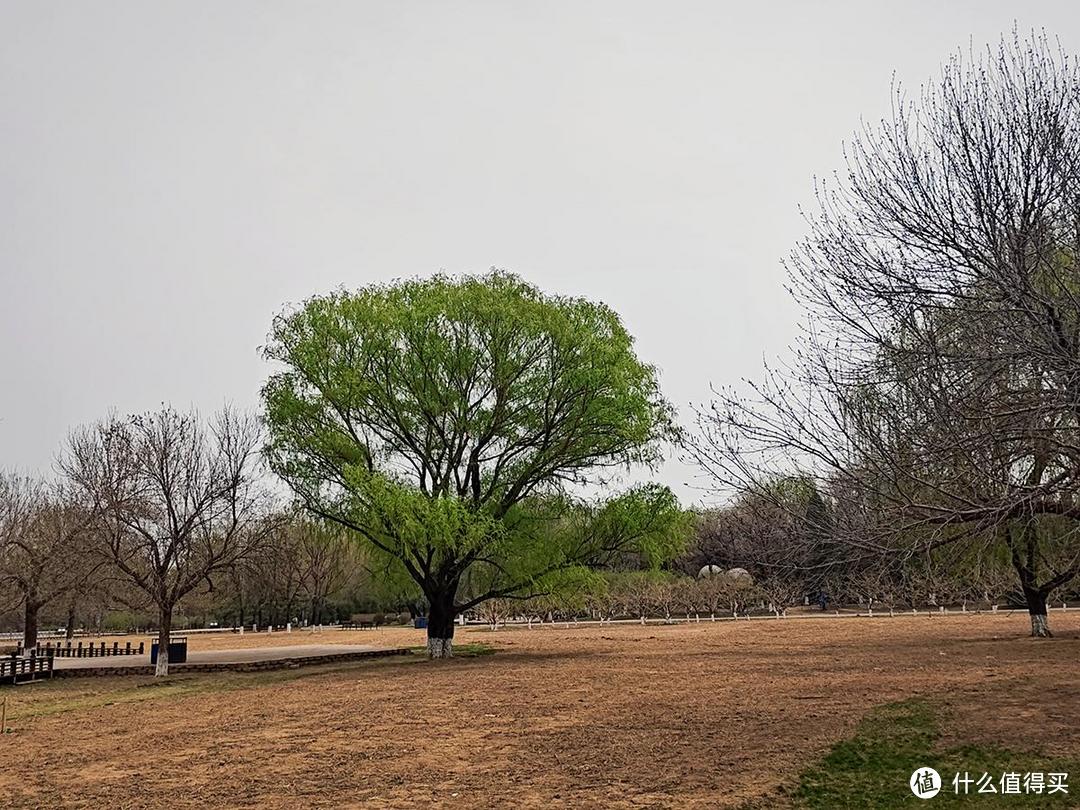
(261, 271), (683, 630)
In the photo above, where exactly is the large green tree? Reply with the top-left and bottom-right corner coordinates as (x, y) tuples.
(262, 271), (683, 656)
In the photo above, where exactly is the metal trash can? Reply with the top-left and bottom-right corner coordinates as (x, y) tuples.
(413, 617), (428, 629)
(149, 637), (188, 664)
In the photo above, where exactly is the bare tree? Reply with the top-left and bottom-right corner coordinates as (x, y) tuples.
(0, 481), (98, 649)
(583, 575), (620, 623)
(847, 568), (895, 616)
(615, 572), (656, 624)
(294, 520), (359, 625)
(971, 557), (1022, 609)
(63, 407), (274, 675)
(693, 570), (730, 621)
(240, 522), (307, 626)
(679, 486), (835, 618)
(648, 575), (680, 623)
(672, 576), (701, 621)
(757, 575), (804, 618)
(690, 31), (1080, 636)
(0, 473), (38, 556)
(475, 597), (514, 630)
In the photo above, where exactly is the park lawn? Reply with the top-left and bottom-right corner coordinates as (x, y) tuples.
(0, 613), (1077, 808)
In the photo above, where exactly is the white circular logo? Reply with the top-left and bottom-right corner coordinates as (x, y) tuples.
(910, 767), (941, 799)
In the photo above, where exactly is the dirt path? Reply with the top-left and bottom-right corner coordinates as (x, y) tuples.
(1, 613), (1077, 808)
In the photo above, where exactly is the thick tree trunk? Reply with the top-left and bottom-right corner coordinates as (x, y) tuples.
(155, 608), (172, 677)
(1024, 587), (1052, 638)
(23, 600), (40, 651)
(426, 597), (456, 659)
(1006, 523), (1053, 638)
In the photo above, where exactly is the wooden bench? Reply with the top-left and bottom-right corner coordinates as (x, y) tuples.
(1, 651), (54, 686)
(343, 613), (381, 630)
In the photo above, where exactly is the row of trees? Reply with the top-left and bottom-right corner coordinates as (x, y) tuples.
(678, 485), (1071, 610)
(2, 452), (1042, 647)
(474, 571), (753, 626)
(472, 555), (1038, 628)
(0, 412), (384, 675)
(4, 262), (698, 668)
(1, 374), (690, 672)
(6, 29), (1078, 675)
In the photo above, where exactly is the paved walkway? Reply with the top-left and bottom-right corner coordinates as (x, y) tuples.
(52, 643), (404, 671)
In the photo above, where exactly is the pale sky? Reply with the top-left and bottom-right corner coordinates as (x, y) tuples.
(2, 1), (1078, 503)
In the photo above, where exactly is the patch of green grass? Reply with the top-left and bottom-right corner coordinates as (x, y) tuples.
(454, 642), (496, 656)
(407, 642), (496, 657)
(794, 699), (1079, 808)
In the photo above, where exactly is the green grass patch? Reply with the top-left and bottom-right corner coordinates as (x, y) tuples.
(794, 698), (1078, 808)
(408, 642), (496, 657)
(454, 642), (496, 656)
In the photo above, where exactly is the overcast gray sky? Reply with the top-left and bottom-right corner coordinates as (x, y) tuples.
(2, 1), (1078, 503)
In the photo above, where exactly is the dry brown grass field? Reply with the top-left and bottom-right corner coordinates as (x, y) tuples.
(1, 613), (1078, 808)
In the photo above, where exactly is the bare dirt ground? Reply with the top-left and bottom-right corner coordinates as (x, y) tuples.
(1, 612), (1078, 809)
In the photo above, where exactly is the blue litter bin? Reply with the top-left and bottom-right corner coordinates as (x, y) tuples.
(413, 617), (428, 629)
(150, 637), (188, 664)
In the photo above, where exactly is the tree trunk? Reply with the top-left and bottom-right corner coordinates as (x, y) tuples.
(155, 607), (172, 677)
(1006, 523), (1053, 638)
(65, 597), (77, 640)
(1023, 587), (1052, 638)
(426, 597), (456, 659)
(23, 600), (40, 651)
